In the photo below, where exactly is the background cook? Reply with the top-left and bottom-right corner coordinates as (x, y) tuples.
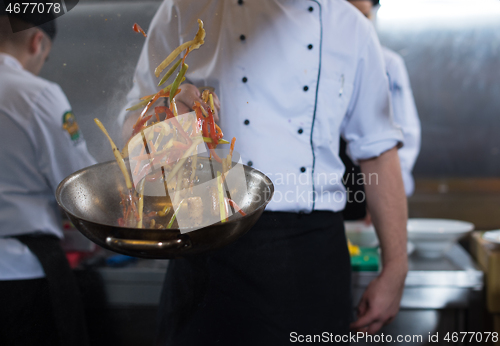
(342, 0), (421, 221)
(0, 10), (95, 346)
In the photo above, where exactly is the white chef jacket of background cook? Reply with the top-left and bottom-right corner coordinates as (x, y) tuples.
(118, 0), (404, 213)
(382, 47), (421, 196)
(0, 53), (96, 280)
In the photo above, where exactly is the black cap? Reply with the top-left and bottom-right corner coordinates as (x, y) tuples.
(0, 1), (57, 40)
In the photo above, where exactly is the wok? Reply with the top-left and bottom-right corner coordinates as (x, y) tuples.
(56, 158), (274, 259)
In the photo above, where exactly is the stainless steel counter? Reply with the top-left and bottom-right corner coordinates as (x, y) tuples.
(351, 244), (483, 345)
(90, 243), (483, 345)
(95, 243), (483, 308)
(353, 243), (483, 310)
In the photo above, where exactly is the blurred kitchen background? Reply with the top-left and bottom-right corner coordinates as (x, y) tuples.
(41, 0), (500, 229)
(37, 0), (500, 345)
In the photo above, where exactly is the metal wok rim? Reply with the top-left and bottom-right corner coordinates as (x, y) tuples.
(55, 160), (275, 232)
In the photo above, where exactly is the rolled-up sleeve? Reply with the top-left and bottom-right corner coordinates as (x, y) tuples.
(340, 29), (403, 164)
(385, 50), (421, 195)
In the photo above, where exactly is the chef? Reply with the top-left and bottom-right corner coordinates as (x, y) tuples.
(0, 10), (95, 346)
(119, 0), (408, 344)
(342, 0), (421, 221)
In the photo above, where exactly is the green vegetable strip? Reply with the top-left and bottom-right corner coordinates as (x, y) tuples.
(217, 171), (226, 223)
(94, 118), (133, 190)
(126, 98), (150, 112)
(137, 179), (145, 228)
(190, 148), (198, 183)
(158, 58), (182, 87)
(169, 63), (188, 107)
(154, 19), (205, 77)
(126, 78), (185, 112)
(158, 205), (171, 217)
(166, 138), (203, 183)
(166, 200), (184, 229)
(203, 137), (229, 144)
(173, 168), (183, 206)
(154, 127), (166, 151)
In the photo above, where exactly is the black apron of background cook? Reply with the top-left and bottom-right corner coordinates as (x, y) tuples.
(340, 138), (367, 221)
(156, 211), (352, 346)
(15, 234), (90, 346)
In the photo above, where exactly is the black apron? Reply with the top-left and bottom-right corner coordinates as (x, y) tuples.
(156, 211), (352, 346)
(15, 234), (89, 346)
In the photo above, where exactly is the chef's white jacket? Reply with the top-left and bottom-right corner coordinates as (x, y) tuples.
(118, 0), (404, 213)
(382, 47), (421, 196)
(0, 53), (96, 280)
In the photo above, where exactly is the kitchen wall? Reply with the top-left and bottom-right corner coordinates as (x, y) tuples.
(377, 0), (500, 178)
(375, 0), (500, 229)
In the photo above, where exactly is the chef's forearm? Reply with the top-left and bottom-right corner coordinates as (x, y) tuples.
(359, 147), (408, 270)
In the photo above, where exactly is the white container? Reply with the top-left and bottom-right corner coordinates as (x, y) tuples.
(407, 218), (474, 258)
(344, 221), (379, 248)
(345, 221), (415, 255)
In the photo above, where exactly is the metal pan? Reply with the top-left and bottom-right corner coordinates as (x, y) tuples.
(56, 158), (274, 259)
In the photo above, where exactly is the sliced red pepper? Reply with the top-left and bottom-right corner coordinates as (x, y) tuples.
(182, 47), (190, 65)
(207, 107), (218, 146)
(230, 137), (236, 156)
(194, 102), (209, 138)
(202, 120), (209, 139)
(193, 102), (205, 120)
(156, 105), (193, 145)
(165, 107), (175, 120)
(154, 107), (162, 122)
(132, 89), (170, 132)
(193, 101), (220, 161)
(131, 114), (153, 136)
(133, 23), (147, 37)
(215, 123), (224, 139)
(139, 89), (169, 122)
(227, 198), (246, 216)
(155, 106), (173, 121)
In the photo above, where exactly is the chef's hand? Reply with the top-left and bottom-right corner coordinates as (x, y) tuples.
(175, 83), (220, 122)
(350, 260), (407, 334)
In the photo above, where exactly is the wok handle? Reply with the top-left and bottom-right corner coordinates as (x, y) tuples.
(105, 235), (191, 252)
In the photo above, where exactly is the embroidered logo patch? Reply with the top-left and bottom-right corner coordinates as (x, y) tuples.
(62, 111), (80, 141)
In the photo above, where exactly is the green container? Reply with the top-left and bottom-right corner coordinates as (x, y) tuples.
(350, 247), (380, 272)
